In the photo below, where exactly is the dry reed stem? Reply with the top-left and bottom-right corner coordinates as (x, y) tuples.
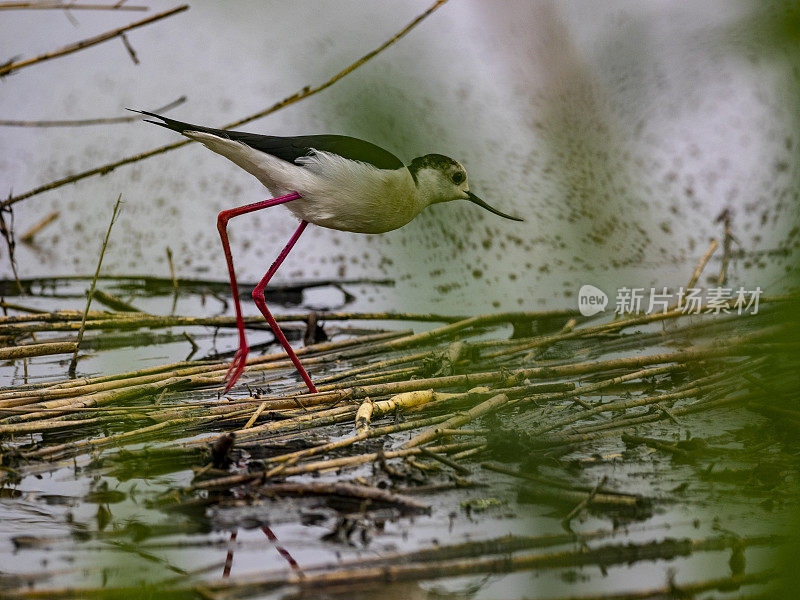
(521, 479), (639, 513)
(19, 211), (59, 241)
(0, 314), (304, 334)
(241, 401), (268, 430)
(68, 194), (122, 375)
(0, 415), (107, 435)
(419, 447), (471, 475)
(521, 364), (685, 433)
(0, 309), (119, 324)
(310, 350), (430, 386)
(313, 366), (419, 390)
(403, 393), (509, 448)
(0, 300), (47, 313)
(0, 5), (188, 76)
(0, 341), (76, 360)
(354, 389), (453, 431)
(686, 239), (719, 290)
(232, 405), (358, 441)
(2, 563), (778, 599)
(91, 290), (141, 313)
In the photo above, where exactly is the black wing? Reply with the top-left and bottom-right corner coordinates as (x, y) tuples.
(131, 110), (404, 170)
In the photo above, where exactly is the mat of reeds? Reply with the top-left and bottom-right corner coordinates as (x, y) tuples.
(1, 275), (798, 599)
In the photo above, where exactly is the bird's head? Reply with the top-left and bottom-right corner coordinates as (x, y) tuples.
(408, 154), (523, 222)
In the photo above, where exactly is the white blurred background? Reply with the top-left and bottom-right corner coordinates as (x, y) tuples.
(1, 0), (798, 313)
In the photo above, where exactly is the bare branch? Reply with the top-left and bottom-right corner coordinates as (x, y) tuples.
(118, 31), (139, 64)
(0, 96), (186, 127)
(0, 2), (147, 10)
(1, 0), (450, 208)
(0, 199), (23, 294)
(0, 4), (188, 77)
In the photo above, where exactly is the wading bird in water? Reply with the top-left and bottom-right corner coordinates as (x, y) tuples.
(133, 110), (523, 393)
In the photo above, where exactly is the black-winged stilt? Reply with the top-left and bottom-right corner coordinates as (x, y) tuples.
(132, 110), (523, 394)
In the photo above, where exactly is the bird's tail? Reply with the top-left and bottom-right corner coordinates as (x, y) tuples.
(127, 108), (230, 139)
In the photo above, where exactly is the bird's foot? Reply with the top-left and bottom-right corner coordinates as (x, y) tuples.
(222, 344), (249, 393)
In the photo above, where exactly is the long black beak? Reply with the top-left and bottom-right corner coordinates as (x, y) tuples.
(465, 192), (524, 222)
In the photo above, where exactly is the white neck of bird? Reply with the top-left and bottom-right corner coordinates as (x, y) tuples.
(411, 167), (451, 207)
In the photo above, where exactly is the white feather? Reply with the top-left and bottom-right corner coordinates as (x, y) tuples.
(185, 131), (424, 234)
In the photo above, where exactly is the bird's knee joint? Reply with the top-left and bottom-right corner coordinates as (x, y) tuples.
(217, 213), (229, 232)
(251, 287), (264, 302)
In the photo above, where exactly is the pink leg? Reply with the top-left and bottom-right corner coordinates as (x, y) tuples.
(222, 530), (237, 578)
(217, 192), (312, 393)
(261, 525), (301, 572)
(251, 220), (317, 392)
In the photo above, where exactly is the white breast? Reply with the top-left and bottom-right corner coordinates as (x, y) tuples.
(186, 132), (422, 234)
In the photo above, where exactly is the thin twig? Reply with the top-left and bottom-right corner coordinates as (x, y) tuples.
(0, 5), (188, 77)
(166, 246), (178, 315)
(0, 96), (186, 128)
(241, 401), (267, 430)
(1, 0), (450, 207)
(67, 195), (122, 376)
(562, 475), (608, 524)
(0, 2), (147, 10)
(0, 300), (47, 313)
(91, 289), (141, 312)
(715, 208), (738, 286)
(686, 239), (718, 290)
(182, 331), (198, 360)
(0, 200), (23, 293)
(118, 31), (138, 64)
(419, 447), (471, 475)
(19, 211), (59, 242)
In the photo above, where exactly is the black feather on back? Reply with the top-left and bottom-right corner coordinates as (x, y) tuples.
(132, 110), (405, 170)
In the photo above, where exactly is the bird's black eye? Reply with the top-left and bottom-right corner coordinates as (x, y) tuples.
(452, 171), (465, 185)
